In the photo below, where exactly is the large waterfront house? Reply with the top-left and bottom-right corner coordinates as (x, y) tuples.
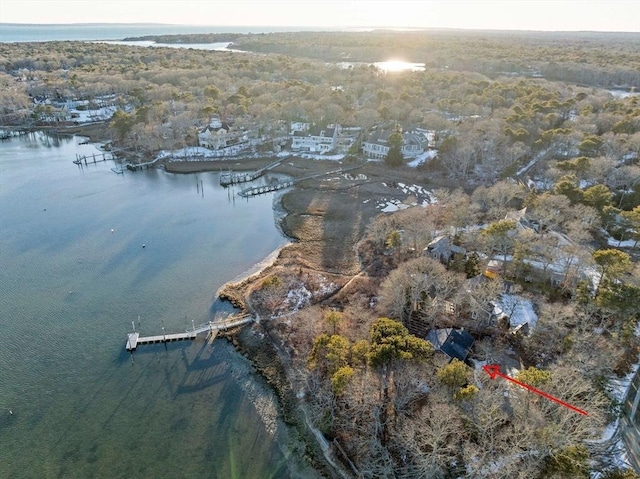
(291, 125), (338, 153)
(198, 119), (249, 153)
(362, 128), (428, 160)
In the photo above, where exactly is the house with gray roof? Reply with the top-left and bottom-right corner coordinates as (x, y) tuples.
(424, 235), (467, 265)
(426, 328), (475, 362)
(362, 128), (428, 160)
(291, 126), (338, 153)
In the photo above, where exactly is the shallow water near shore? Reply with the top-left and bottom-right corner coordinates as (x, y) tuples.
(0, 132), (299, 478)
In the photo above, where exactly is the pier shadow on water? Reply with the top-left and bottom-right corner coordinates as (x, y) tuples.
(0, 133), (293, 479)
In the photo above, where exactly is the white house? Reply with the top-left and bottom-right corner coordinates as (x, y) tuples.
(291, 126), (338, 153)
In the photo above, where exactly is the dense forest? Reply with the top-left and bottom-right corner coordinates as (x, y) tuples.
(125, 29), (640, 88)
(1, 29), (639, 478)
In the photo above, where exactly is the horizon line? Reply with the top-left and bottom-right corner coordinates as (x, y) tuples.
(0, 22), (638, 34)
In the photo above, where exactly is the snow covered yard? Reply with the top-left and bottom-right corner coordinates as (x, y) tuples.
(375, 182), (437, 212)
(407, 149), (437, 168)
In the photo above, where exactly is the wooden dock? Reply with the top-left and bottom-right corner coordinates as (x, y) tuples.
(238, 179), (295, 197)
(125, 157), (161, 171)
(73, 152), (114, 165)
(125, 314), (252, 351)
(219, 157), (287, 187)
(237, 165), (361, 198)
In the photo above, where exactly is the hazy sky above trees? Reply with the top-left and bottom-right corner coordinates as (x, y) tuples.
(1, 0), (638, 32)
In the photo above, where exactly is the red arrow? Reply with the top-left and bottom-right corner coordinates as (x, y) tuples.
(482, 364), (588, 416)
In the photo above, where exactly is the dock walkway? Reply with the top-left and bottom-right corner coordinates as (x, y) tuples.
(125, 314), (252, 351)
(126, 157), (162, 171)
(219, 157), (288, 186)
(73, 152), (114, 165)
(238, 165), (361, 197)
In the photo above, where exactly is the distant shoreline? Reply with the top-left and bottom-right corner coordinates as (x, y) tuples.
(0, 23), (355, 43)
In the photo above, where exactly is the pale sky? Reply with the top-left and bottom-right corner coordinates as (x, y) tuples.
(1, 0), (639, 32)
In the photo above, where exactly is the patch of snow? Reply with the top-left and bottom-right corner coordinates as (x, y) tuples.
(71, 105), (119, 123)
(471, 359), (488, 388)
(609, 90), (640, 99)
(284, 285), (312, 312)
(472, 359), (488, 370)
(608, 353), (640, 404)
(378, 200), (408, 212)
(579, 179), (596, 189)
(594, 421), (619, 443)
(314, 278), (339, 299)
(376, 182), (437, 211)
(589, 324), (640, 476)
(517, 148), (549, 176)
(530, 178), (553, 191)
(607, 237), (638, 248)
(343, 173), (367, 180)
(590, 439), (634, 478)
(407, 149), (437, 168)
(157, 146), (269, 161)
(298, 153), (345, 161)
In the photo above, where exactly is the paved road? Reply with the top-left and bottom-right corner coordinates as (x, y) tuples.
(621, 367), (640, 472)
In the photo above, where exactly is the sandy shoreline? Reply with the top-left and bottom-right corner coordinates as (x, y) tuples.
(215, 242), (290, 299)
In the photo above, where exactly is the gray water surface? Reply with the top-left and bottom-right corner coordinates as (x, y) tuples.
(0, 132), (295, 478)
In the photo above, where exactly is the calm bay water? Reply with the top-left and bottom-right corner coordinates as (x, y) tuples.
(0, 24), (344, 43)
(0, 133), (301, 478)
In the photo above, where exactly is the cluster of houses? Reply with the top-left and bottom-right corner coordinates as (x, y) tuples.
(417, 207), (601, 364)
(197, 119), (436, 161)
(32, 95), (121, 124)
(26, 85), (439, 162)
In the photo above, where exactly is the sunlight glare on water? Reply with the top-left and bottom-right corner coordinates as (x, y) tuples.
(374, 59), (426, 72)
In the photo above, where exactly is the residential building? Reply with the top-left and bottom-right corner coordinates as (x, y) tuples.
(198, 120), (248, 152)
(361, 129), (392, 160)
(335, 126), (361, 152)
(289, 121), (310, 135)
(362, 128), (428, 160)
(426, 328), (475, 362)
(424, 235), (467, 265)
(491, 294), (538, 336)
(291, 125), (338, 153)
